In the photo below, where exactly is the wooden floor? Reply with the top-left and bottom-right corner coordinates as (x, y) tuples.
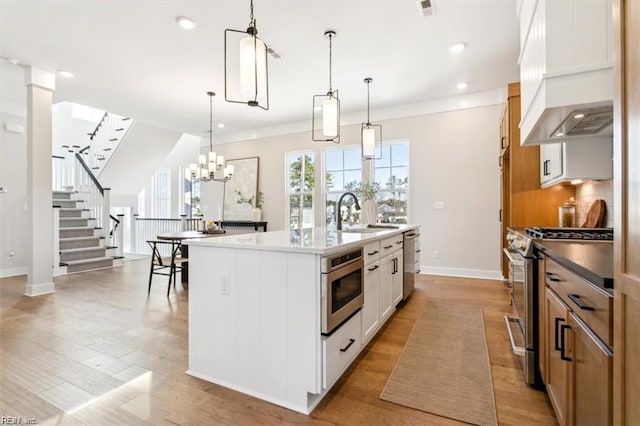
(0, 260), (556, 425)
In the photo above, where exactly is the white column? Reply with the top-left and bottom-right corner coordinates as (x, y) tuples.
(24, 66), (56, 296)
(116, 213), (125, 257)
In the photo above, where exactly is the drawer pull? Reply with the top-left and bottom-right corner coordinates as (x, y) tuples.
(416, 249), (422, 253)
(554, 317), (565, 350)
(545, 272), (560, 282)
(568, 294), (595, 311)
(340, 338), (356, 353)
(396, 240), (403, 244)
(368, 265), (379, 271)
(560, 324), (572, 362)
(384, 245), (393, 249)
(367, 250), (379, 255)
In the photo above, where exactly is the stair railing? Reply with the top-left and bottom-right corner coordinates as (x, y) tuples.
(78, 112), (133, 176)
(72, 152), (113, 243)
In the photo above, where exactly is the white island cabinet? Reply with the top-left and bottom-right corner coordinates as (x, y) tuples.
(185, 225), (419, 415)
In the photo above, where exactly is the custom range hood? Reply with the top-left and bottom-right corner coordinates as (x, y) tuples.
(518, 0), (614, 146)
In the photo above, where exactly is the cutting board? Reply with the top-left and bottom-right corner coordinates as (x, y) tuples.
(582, 199), (606, 228)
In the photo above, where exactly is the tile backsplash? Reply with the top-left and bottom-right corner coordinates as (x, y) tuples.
(575, 180), (614, 228)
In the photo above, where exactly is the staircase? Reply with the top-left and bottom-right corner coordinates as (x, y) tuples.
(53, 190), (123, 274)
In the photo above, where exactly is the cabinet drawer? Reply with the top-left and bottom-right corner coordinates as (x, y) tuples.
(546, 258), (612, 348)
(322, 311), (362, 389)
(381, 235), (403, 255)
(363, 241), (380, 265)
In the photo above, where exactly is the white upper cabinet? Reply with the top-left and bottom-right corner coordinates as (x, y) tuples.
(519, 0), (614, 145)
(539, 137), (613, 188)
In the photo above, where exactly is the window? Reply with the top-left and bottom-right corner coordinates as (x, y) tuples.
(181, 166), (201, 218)
(137, 187), (145, 218)
(374, 143), (409, 224)
(152, 168), (171, 218)
(324, 146), (363, 227)
(287, 152), (315, 231)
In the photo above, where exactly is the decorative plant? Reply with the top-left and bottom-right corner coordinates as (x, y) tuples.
(235, 190), (264, 209)
(345, 181), (378, 202)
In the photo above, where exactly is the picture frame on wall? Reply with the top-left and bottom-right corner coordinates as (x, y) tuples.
(223, 156), (259, 220)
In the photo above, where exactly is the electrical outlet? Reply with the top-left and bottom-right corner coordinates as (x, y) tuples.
(433, 250), (440, 259)
(433, 201), (445, 210)
(220, 277), (230, 295)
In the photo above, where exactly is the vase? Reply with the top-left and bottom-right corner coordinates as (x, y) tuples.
(251, 208), (262, 222)
(361, 200), (377, 226)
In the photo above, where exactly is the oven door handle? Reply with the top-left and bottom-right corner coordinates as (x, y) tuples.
(502, 248), (525, 266)
(504, 316), (526, 356)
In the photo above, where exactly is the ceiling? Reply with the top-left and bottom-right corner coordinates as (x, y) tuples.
(0, 0), (520, 141)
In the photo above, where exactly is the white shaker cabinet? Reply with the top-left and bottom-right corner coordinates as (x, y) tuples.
(392, 250), (404, 306)
(379, 253), (394, 323)
(362, 241), (381, 345)
(539, 138), (613, 188)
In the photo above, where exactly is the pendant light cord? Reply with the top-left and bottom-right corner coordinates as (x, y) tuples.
(328, 33), (333, 94)
(366, 80), (371, 124)
(209, 93), (214, 152)
(249, 0), (255, 28)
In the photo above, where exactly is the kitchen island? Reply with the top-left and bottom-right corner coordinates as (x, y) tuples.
(184, 225), (419, 414)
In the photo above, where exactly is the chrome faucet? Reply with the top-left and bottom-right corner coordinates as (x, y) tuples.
(336, 192), (361, 230)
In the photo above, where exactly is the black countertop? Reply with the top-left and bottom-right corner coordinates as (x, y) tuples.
(535, 240), (614, 293)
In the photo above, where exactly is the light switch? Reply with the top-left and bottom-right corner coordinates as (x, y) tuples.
(433, 201), (445, 210)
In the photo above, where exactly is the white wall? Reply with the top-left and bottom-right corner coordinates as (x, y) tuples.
(0, 112), (28, 277)
(204, 104), (503, 279)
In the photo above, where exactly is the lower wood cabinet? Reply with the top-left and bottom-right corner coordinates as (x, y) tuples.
(545, 287), (570, 426)
(567, 312), (613, 426)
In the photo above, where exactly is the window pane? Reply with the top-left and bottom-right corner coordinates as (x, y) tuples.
(326, 192), (361, 226)
(325, 149), (343, 171)
(288, 154), (303, 192)
(377, 190), (407, 224)
(374, 166), (391, 188)
(390, 167), (409, 188)
(391, 143), (408, 166)
(343, 148), (362, 170)
(327, 171), (343, 191)
(343, 170), (361, 190)
(377, 144), (391, 167)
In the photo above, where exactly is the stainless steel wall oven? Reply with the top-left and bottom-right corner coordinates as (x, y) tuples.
(321, 247), (364, 335)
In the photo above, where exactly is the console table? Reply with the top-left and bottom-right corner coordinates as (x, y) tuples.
(221, 221), (267, 232)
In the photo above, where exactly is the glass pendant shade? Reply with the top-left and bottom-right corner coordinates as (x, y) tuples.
(198, 154), (206, 166)
(362, 127), (376, 156)
(239, 36), (267, 99)
(208, 151), (216, 163)
(322, 97), (338, 137)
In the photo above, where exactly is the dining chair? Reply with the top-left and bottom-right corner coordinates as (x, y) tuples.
(146, 240), (188, 296)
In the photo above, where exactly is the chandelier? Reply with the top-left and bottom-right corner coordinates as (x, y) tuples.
(189, 92), (233, 182)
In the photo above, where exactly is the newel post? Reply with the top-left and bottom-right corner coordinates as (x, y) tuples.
(116, 214), (125, 257)
(180, 214), (187, 231)
(102, 187), (111, 241)
(131, 214), (139, 254)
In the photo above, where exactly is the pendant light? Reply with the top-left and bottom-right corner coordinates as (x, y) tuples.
(224, 0), (269, 110)
(312, 30), (340, 143)
(361, 78), (382, 160)
(189, 92), (234, 182)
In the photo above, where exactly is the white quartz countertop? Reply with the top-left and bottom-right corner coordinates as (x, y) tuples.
(185, 225), (420, 255)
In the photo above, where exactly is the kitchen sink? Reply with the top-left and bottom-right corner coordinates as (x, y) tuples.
(366, 224), (399, 229)
(339, 228), (381, 233)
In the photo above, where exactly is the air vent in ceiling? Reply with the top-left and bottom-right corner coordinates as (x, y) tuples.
(417, 0), (435, 17)
(551, 105), (614, 138)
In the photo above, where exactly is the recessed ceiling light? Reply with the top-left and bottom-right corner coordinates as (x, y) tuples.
(58, 70), (74, 78)
(176, 16), (196, 30)
(217, 123), (225, 129)
(456, 82), (468, 90)
(573, 113), (585, 119)
(556, 132), (565, 137)
(449, 42), (467, 53)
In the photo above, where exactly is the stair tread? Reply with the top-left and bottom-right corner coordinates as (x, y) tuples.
(53, 199), (83, 202)
(59, 208), (84, 211)
(60, 226), (94, 231)
(60, 247), (105, 254)
(63, 256), (113, 266)
(59, 236), (100, 242)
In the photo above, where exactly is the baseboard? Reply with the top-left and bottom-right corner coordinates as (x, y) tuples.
(420, 266), (504, 281)
(0, 266), (27, 278)
(24, 281), (55, 296)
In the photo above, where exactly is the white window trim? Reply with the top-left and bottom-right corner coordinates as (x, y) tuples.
(284, 150), (317, 230)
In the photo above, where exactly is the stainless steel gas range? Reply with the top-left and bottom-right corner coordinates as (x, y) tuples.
(503, 227), (613, 385)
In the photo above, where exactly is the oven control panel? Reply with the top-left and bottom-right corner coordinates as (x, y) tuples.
(506, 231), (532, 255)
